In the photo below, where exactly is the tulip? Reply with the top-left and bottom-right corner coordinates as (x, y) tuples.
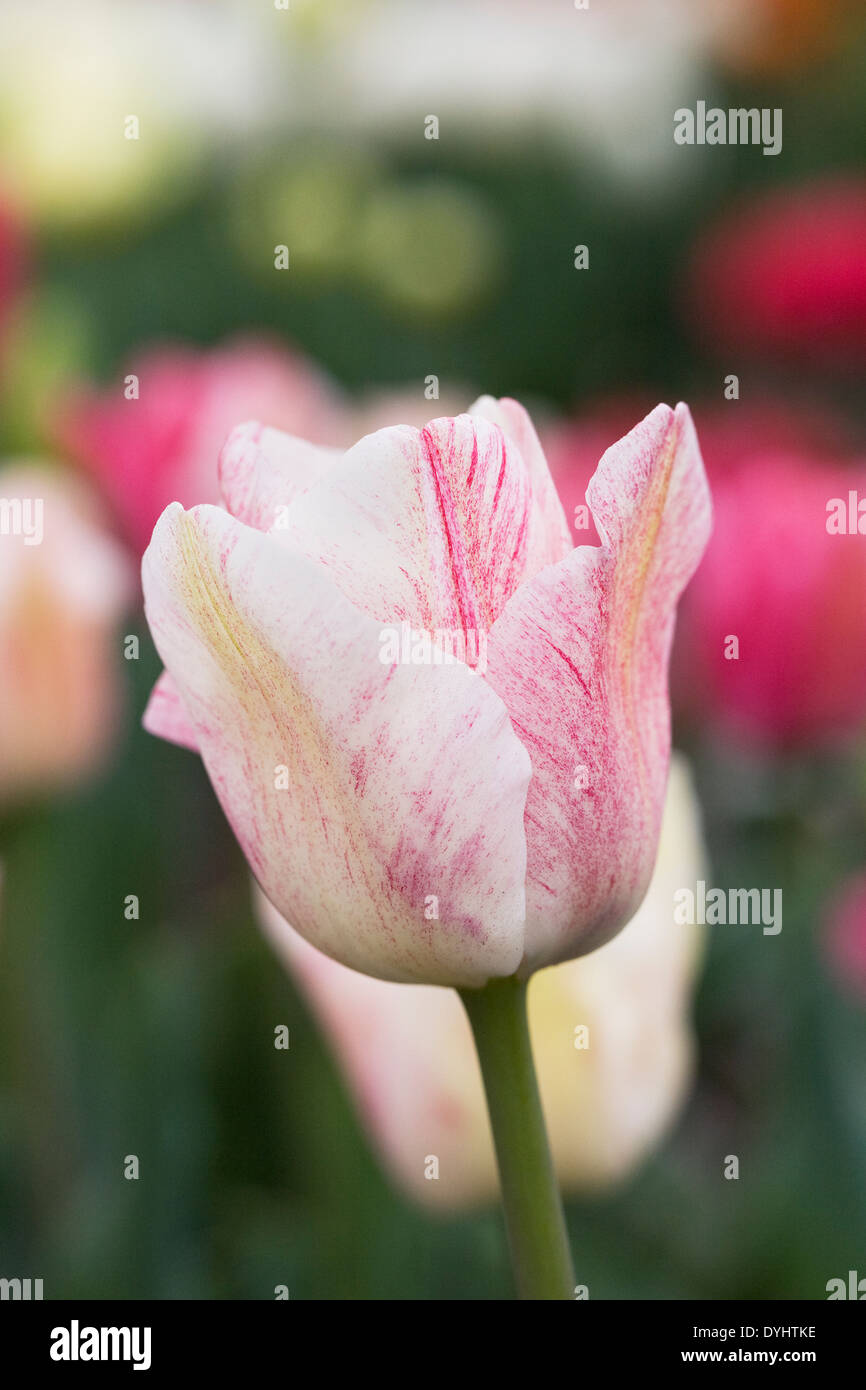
(256, 754), (706, 1208)
(143, 397), (709, 980)
(141, 396), (710, 1296)
(0, 465), (131, 801)
(57, 337), (346, 555)
(676, 451), (866, 749)
(683, 178), (866, 368)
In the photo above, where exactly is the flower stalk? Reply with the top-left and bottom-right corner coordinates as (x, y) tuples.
(460, 975), (575, 1300)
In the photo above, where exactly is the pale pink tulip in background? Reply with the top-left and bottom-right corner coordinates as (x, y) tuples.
(0, 465), (131, 800)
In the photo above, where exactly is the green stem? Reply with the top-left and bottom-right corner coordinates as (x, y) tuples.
(459, 975), (575, 1300)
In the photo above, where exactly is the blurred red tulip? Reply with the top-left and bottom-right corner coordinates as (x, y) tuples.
(684, 179), (866, 367)
(56, 337), (347, 554)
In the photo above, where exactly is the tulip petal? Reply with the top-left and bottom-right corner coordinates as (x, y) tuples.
(142, 669), (199, 752)
(485, 403), (711, 973)
(270, 409), (569, 645)
(469, 395), (572, 563)
(146, 422), (345, 750)
(142, 503), (530, 986)
(530, 754), (705, 1187)
(218, 420), (343, 531)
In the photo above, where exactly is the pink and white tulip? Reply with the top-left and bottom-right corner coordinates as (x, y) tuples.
(256, 756), (706, 1207)
(142, 398), (710, 987)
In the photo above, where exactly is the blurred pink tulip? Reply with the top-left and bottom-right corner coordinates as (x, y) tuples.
(823, 871), (866, 1000)
(684, 179), (866, 367)
(56, 337), (347, 554)
(0, 465), (131, 800)
(256, 756), (706, 1207)
(142, 397), (710, 986)
(676, 451), (866, 749)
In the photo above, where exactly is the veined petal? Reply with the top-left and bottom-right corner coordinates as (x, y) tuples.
(530, 754), (706, 1187)
(142, 503), (530, 986)
(484, 403), (711, 973)
(142, 669), (199, 752)
(218, 420), (343, 531)
(469, 395), (572, 564)
(275, 408), (568, 649)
